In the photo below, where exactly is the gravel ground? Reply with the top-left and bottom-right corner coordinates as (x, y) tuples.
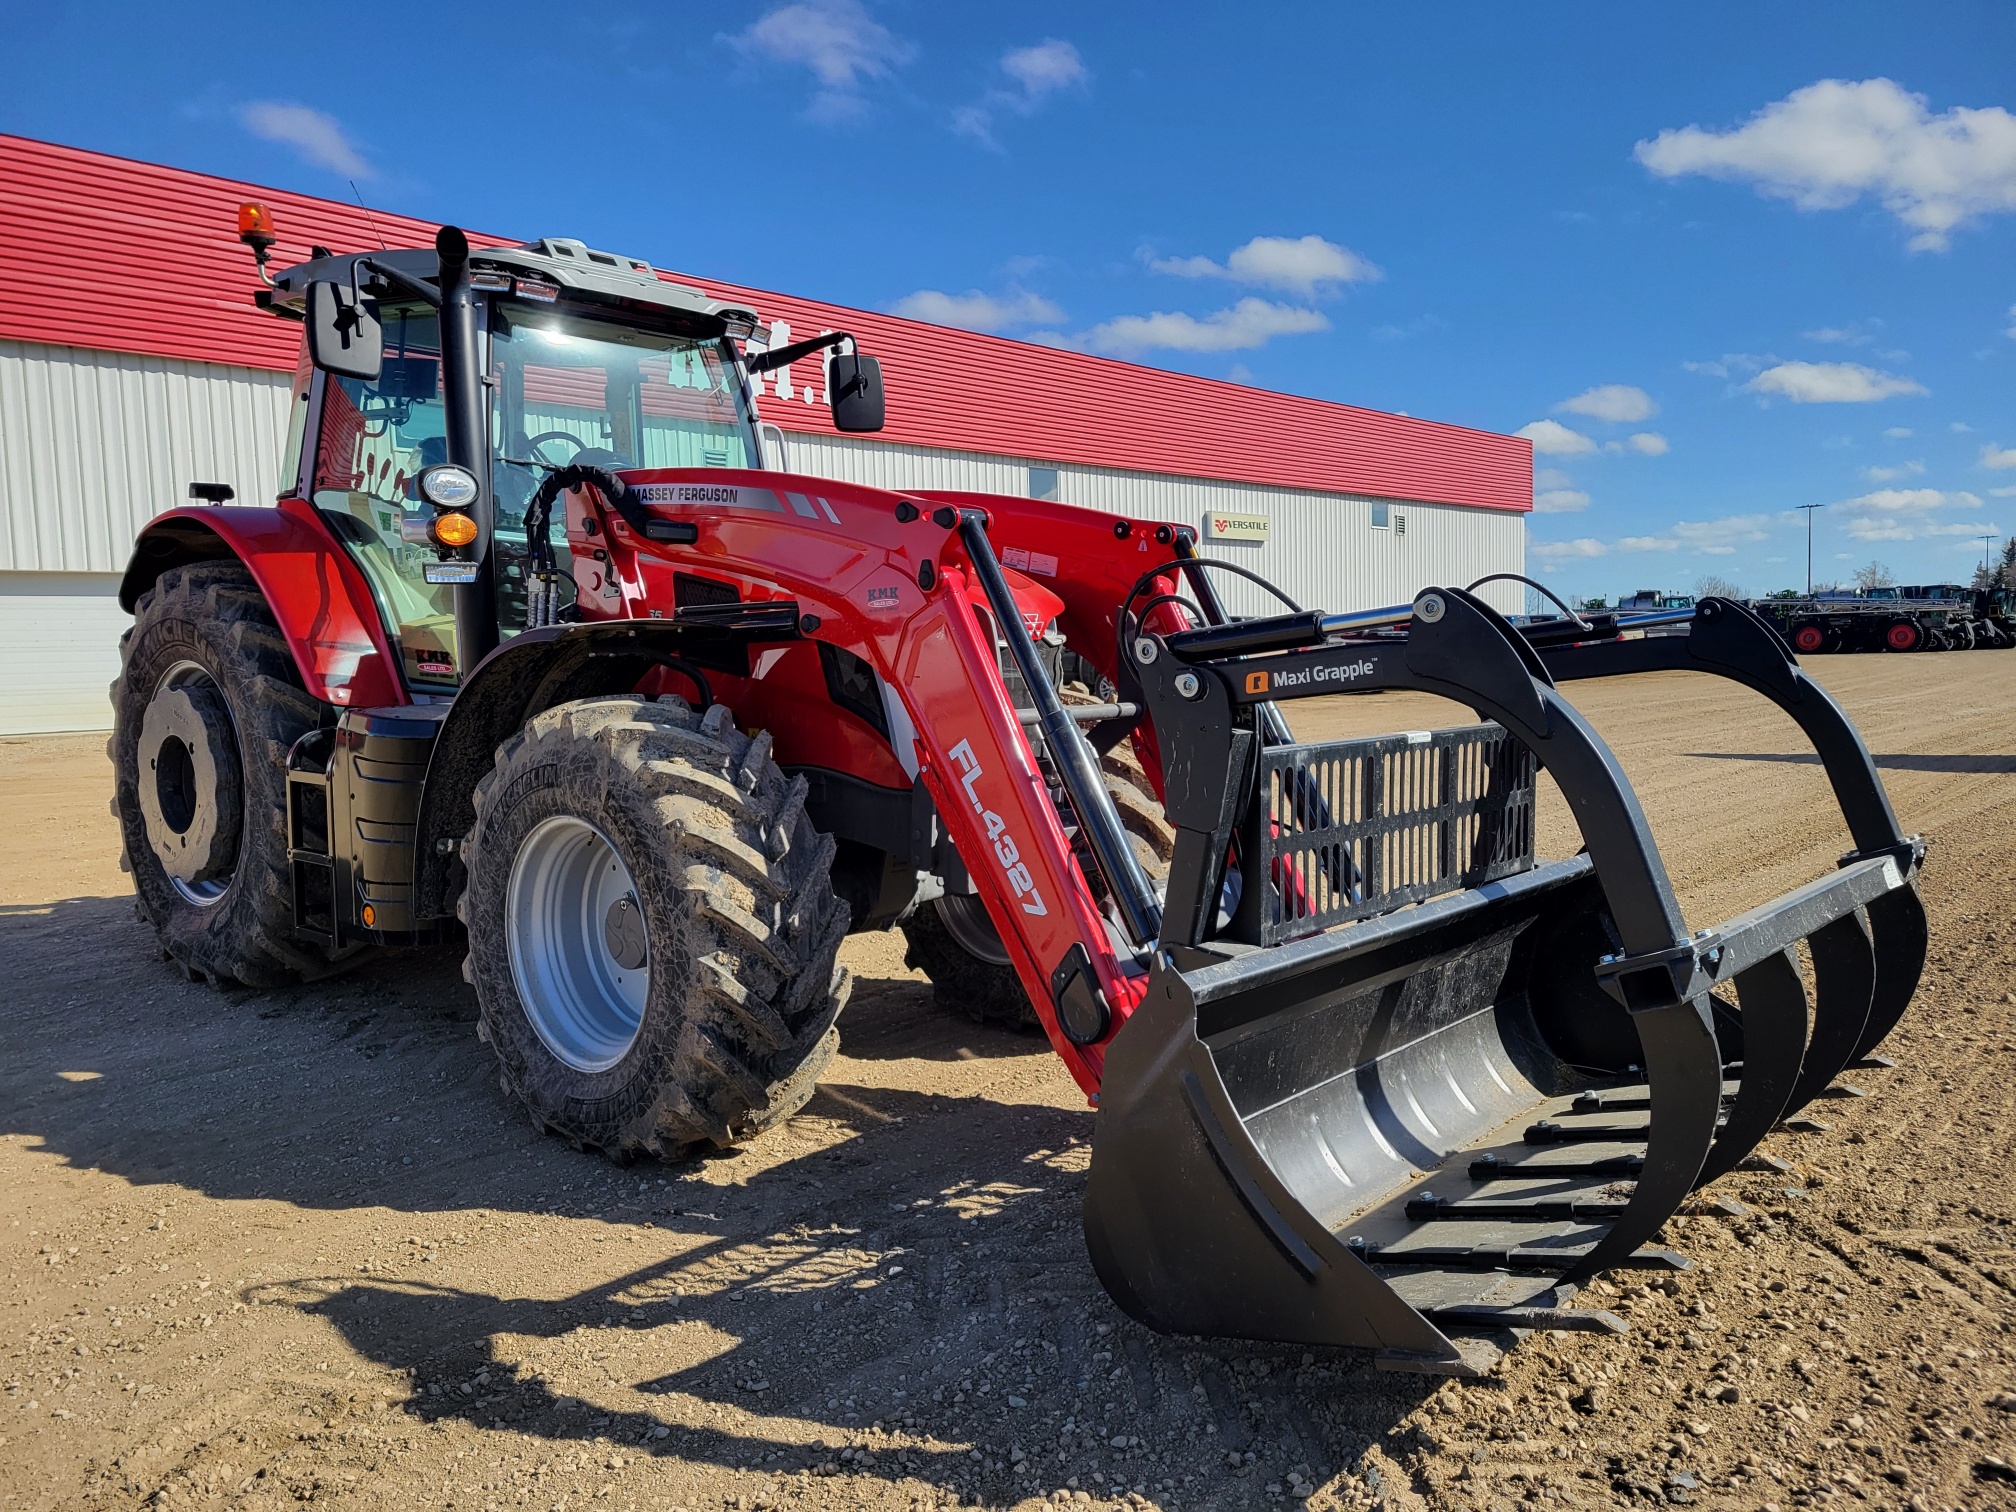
(2, 650), (2012, 1512)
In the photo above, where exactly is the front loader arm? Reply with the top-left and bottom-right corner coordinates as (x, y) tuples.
(568, 470), (1186, 1098)
(890, 559), (1146, 1093)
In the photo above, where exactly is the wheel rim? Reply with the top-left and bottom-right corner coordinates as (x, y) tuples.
(1886, 622), (1918, 651)
(136, 661), (241, 907)
(1793, 626), (1824, 653)
(934, 893), (1014, 968)
(506, 815), (650, 1072)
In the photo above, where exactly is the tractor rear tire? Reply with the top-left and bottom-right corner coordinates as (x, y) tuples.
(459, 695), (851, 1161)
(111, 561), (355, 988)
(901, 754), (1173, 1031)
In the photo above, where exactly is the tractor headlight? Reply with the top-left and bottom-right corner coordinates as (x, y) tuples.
(430, 511), (480, 549)
(417, 464), (480, 510)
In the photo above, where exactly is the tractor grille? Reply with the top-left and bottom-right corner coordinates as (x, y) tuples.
(1256, 723), (1536, 944)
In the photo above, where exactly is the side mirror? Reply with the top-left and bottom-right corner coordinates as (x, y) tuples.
(829, 353), (884, 433)
(306, 280), (383, 381)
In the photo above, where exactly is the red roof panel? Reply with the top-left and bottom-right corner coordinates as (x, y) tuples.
(0, 134), (1529, 513)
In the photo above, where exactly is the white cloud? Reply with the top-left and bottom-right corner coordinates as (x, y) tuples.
(1627, 432), (1670, 456)
(955, 38), (1088, 147)
(888, 288), (1063, 332)
(1952, 421), (1974, 432)
(1982, 443), (2016, 469)
(1516, 419), (1597, 456)
(1534, 489), (1592, 513)
(1747, 361), (1927, 403)
(1617, 515), (1775, 556)
(1846, 517), (1915, 541)
(1683, 352), (1771, 379)
(727, 0), (914, 121)
(1085, 298), (1328, 355)
(1557, 384), (1658, 422)
(1634, 78), (2016, 251)
(1534, 467), (1576, 490)
(1001, 39), (1086, 95)
(1837, 486), (1979, 514)
(1924, 521), (2001, 536)
(239, 102), (372, 177)
(1882, 426), (1914, 438)
(1864, 459), (1926, 482)
(1148, 235), (1382, 298)
(1803, 325), (1874, 345)
(2007, 303), (2016, 339)
(1532, 538), (1608, 561)
(1989, 485), (2016, 497)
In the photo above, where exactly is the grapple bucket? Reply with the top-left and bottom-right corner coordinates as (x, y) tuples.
(1082, 589), (1924, 1373)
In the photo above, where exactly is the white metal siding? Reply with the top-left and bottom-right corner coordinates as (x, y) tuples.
(778, 430), (1526, 618)
(0, 340), (292, 574)
(0, 572), (125, 733)
(0, 343), (1524, 732)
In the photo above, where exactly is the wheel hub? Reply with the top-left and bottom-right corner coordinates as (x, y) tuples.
(506, 816), (650, 1073)
(934, 892), (1013, 967)
(136, 666), (242, 905)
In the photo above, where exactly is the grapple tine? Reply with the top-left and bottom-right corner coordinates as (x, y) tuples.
(1561, 995), (1720, 1283)
(1855, 883), (1929, 1062)
(1695, 947), (1810, 1186)
(1784, 910), (1876, 1118)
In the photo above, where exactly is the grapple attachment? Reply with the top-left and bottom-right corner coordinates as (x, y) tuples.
(1082, 589), (1925, 1373)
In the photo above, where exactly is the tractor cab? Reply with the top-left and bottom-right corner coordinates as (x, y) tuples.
(259, 232), (880, 691)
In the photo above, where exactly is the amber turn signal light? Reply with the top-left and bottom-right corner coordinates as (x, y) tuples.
(430, 512), (480, 548)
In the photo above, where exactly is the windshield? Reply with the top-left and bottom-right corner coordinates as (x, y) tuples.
(489, 302), (760, 528)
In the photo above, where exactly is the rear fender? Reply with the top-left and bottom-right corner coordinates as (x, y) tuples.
(120, 501), (405, 709)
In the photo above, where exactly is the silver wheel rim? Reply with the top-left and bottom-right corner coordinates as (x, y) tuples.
(141, 660), (238, 907)
(934, 893), (1013, 968)
(506, 816), (650, 1072)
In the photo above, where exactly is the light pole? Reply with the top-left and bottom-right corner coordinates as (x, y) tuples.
(1980, 534), (1998, 577)
(1798, 502), (1822, 594)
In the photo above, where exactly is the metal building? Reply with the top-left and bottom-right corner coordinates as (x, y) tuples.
(0, 135), (1531, 734)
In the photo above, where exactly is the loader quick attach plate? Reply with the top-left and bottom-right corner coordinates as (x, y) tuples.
(1252, 725), (1536, 943)
(1083, 587), (1927, 1375)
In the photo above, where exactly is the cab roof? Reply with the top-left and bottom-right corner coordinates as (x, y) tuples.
(266, 237), (761, 337)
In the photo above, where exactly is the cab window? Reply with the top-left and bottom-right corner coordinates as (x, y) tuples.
(309, 305), (462, 689)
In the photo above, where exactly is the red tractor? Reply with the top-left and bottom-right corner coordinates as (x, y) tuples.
(112, 218), (1926, 1374)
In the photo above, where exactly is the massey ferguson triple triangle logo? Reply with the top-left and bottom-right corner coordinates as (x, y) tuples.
(946, 739), (1048, 917)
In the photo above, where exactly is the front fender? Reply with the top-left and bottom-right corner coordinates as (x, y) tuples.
(120, 500), (405, 710)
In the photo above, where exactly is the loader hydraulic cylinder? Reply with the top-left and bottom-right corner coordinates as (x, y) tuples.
(957, 513), (1163, 947)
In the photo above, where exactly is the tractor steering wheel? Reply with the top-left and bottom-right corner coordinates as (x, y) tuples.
(525, 431), (590, 466)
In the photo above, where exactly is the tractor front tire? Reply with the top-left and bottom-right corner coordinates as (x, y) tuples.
(111, 561), (353, 987)
(902, 756), (1173, 1031)
(459, 696), (850, 1160)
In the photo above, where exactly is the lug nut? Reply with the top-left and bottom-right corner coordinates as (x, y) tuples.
(1174, 672), (1201, 699)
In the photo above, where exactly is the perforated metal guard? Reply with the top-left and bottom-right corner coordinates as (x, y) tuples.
(1257, 723), (1536, 943)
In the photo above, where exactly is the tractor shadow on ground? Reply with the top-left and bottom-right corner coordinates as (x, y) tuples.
(1686, 751), (2016, 774)
(2, 895), (1451, 1505)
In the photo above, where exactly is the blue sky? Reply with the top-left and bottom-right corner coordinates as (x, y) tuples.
(9, 1), (2013, 601)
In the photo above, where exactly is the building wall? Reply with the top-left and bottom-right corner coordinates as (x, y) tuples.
(0, 340), (1523, 732)
(0, 571), (126, 734)
(780, 430), (1525, 619)
(0, 340), (293, 573)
